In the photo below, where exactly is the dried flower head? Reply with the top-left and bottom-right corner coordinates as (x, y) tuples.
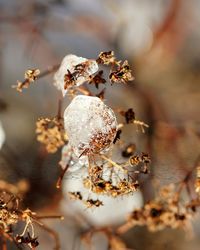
(96, 51), (117, 65)
(118, 183), (196, 234)
(54, 54), (98, 96)
(129, 152), (151, 169)
(88, 70), (106, 88)
(68, 192), (83, 201)
(120, 108), (135, 124)
(36, 117), (67, 153)
(84, 199), (103, 208)
(0, 181), (63, 249)
(13, 69), (40, 92)
(24, 69), (40, 82)
(83, 164), (140, 198)
(109, 60), (134, 84)
(119, 108), (149, 132)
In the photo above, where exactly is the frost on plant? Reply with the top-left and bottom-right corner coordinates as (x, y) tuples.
(13, 50), (156, 249)
(15, 51), (149, 203)
(54, 54), (98, 96)
(64, 95), (117, 156)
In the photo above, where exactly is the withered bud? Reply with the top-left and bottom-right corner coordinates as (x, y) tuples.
(96, 51), (117, 65)
(109, 60), (134, 84)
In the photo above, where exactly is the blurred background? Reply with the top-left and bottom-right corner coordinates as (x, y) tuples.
(0, 0), (200, 249)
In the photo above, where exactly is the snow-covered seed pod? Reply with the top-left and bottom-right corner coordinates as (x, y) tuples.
(0, 121), (5, 150)
(64, 95), (117, 157)
(54, 54), (98, 97)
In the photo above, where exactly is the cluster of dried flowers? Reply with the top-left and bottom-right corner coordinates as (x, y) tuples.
(36, 117), (67, 153)
(15, 51), (149, 206)
(81, 169), (200, 250)
(0, 180), (63, 250)
(118, 184), (191, 233)
(10, 50), (200, 249)
(117, 157), (200, 236)
(68, 191), (104, 208)
(13, 69), (40, 92)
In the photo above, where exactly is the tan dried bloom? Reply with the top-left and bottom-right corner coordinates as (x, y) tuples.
(84, 199), (103, 208)
(88, 70), (106, 88)
(83, 175), (139, 197)
(124, 184), (192, 232)
(24, 69), (40, 82)
(0, 185), (62, 249)
(109, 60), (134, 84)
(36, 117), (67, 153)
(96, 51), (117, 65)
(0, 208), (19, 232)
(13, 69), (40, 92)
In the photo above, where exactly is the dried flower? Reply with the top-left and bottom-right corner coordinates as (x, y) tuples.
(88, 70), (106, 88)
(129, 152), (151, 167)
(68, 192), (83, 201)
(84, 199), (103, 208)
(109, 60), (134, 84)
(24, 69), (40, 82)
(96, 51), (117, 65)
(13, 69), (40, 92)
(54, 54), (98, 96)
(36, 117), (67, 153)
(120, 108), (135, 124)
(0, 182), (62, 249)
(83, 171), (139, 197)
(118, 184), (194, 234)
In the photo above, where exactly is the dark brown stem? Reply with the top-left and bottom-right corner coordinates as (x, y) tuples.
(56, 164), (69, 189)
(35, 215), (64, 220)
